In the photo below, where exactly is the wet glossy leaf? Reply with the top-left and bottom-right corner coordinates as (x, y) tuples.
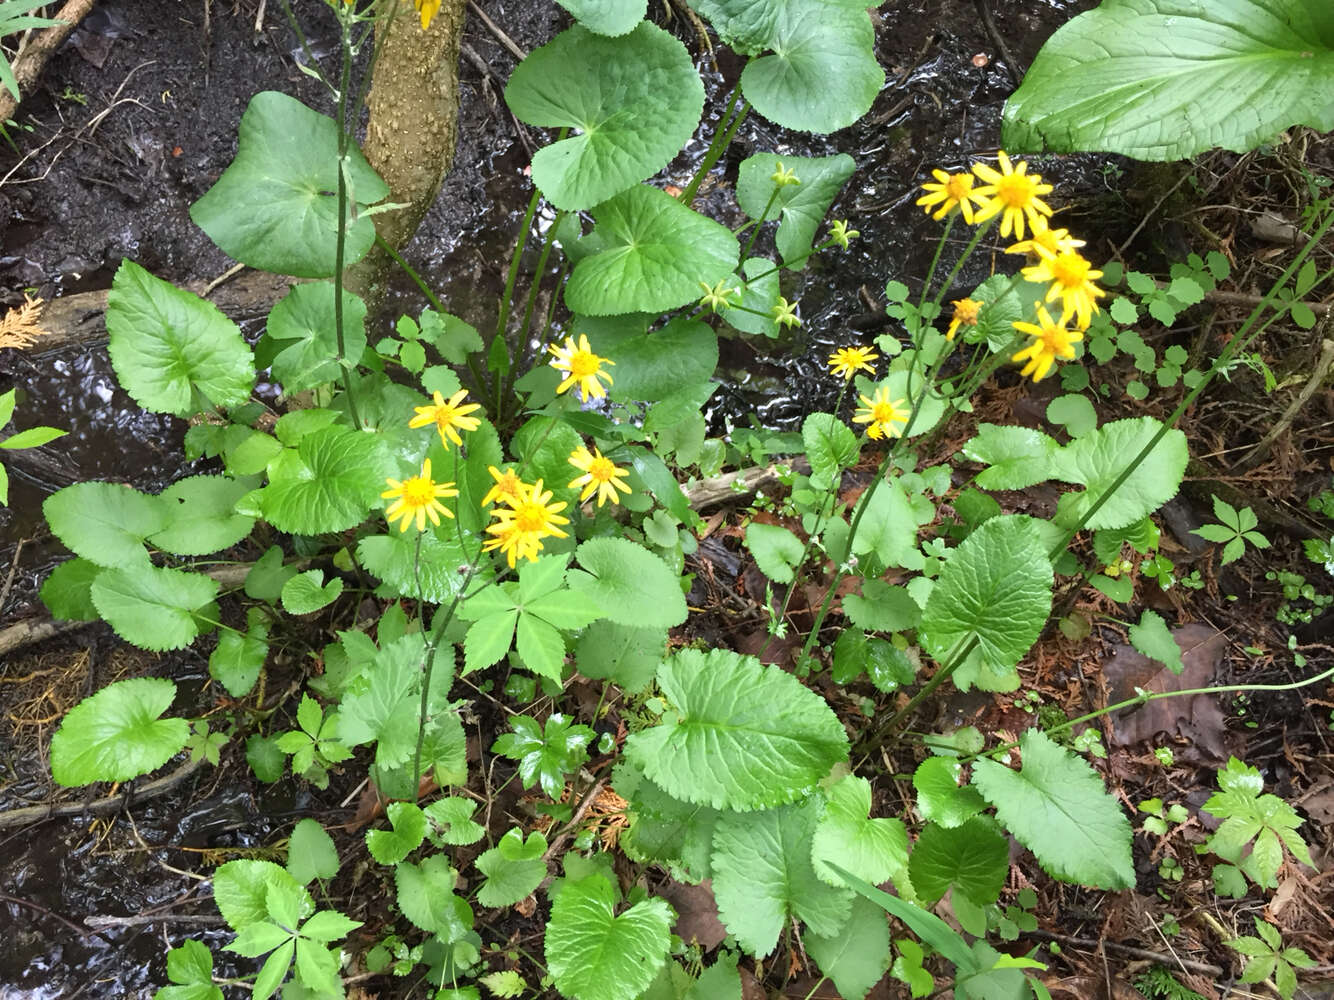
(908, 817), (1009, 905)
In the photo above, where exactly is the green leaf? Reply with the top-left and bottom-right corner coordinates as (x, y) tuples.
(264, 282), (368, 393)
(843, 580), (921, 634)
(165, 940), (220, 996)
(802, 412), (859, 489)
(908, 817), (1009, 905)
(299, 909), (360, 944)
(711, 797), (852, 956)
(1002, 0), (1334, 161)
(745, 522), (805, 584)
(546, 873), (673, 1000)
(603, 318), (718, 403)
(424, 797), (487, 847)
(1057, 417), (1189, 531)
(564, 184), (739, 316)
(811, 774), (909, 887)
(358, 525), (477, 604)
(515, 614), (568, 680)
(829, 864), (975, 974)
(190, 91), (389, 277)
(971, 729), (1134, 888)
(39, 557), (101, 621)
(49, 677), (190, 786)
(961, 424), (1061, 491)
(213, 859), (311, 931)
(0, 424), (65, 449)
(1128, 610), (1184, 674)
(252, 940), (294, 1000)
(366, 802), (428, 865)
(722, 256), (781, 338)
(1045, 394), (1098, 438)
(280, 569), (344, 615)
(209, 607), (269, 697)
(569, 536), (687, 629)
(850, 476), (919, 569)
(806, 894), (892, 1000)
(493, 714), (595, 799)
(830, 631), (915, 692)
(150, 475), (256, 556)
(105, 260), (255, 416)
(476, 828), (549, 907)
(395, 854), (467, 935)
(912, 757), (987, 829)
(919, 516), (1053, 692)
(287, 818), (340, 885)
(735, 153), (856, 267)
(91, 565), (220, 651)
(505, 23), (702, 210)
(626, 648), (849, 811)
(244, 545), (299, 602)
(247, 734), (286, 784)
(44, 481), (166, 570)
(260, 426), (387, 534)
(463, 607), (520, 675)
(554, 0), (645, 35)
(576, 621), (667, 694)
(616, 763), (719, 881)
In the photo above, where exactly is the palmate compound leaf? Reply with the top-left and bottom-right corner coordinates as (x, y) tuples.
(970, 729), (1134, 889)
(736, 153), (856, 268)
(564, 184), (739, 316)
(190, 91), (389, 277)
(505, 23), (702, 210)
(545, 873), (673, 1000)
(1002, 0), (1334, 161)
(50, 677), (190, 786)
(90, 564), (220, 651)
(919, 515), (1053, 693)
(105, 260), (255, 417)
(624, 648), (849, 811)
(711, 796), (853, 956)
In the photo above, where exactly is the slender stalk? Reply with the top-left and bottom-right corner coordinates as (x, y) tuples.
(332, 4), (362, 427)
(680, 85), (747, 207)
(491, 184), (545, 417)
(742, 186), (783, 260)
(515, 209), (566, 372)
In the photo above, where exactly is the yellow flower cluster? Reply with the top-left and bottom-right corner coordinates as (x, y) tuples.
(916, 151), (1107, 382)
(383, 388), (483, 533)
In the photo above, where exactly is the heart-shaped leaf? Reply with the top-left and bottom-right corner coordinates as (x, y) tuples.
(50, 677), (190, 785)
(545, 873), (672, 1000)
(736, 152), (856, 268)
(264, 282), (368, 393)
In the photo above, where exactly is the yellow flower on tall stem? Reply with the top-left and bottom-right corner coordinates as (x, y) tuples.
(1011, 305), (1083, 382)
(483, 479), (570, 567)
(548, 334), (614, 400)
(481, 466), (530, 508)
(1005, 216), (1085, 259)
(971, 151), (1054, 239)
(945, 298), (983, 341)
(853, 387), (910, 440)
(1021, 247), (1106, 330)
(828, 345), (879, 380)
(916, 169), (989, 223)
(568, 445), (632, 507)
(409, 389), (482, 448)
(382, 459), (458, 533)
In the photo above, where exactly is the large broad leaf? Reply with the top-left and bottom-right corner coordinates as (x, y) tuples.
(43, 481), (166, 570)
(264, 282), (368, 393)
(602, 318), (718, 403)
(711, 797), (852, 956)
(106, 260), (255, 417)
(190, 91), (389, 277)
(615, 763), (719, 882)
(1002, 0), (1334, 160)
(850, 476), (919, 570)
(568, 537), (687, 629)
(624, 648), (849, 811)
(970, 729), (1134, 889)
(907, 817), (1010, 906)
(1056, 417), (1188, 531)
(545, 874), (673, 1000)
(802, 412), (859, 490)
(736, 153), (856, 268)
(358, 525), (479, 604)
(805, 895), (892, 1000)
(49, 677), (190, 785)
(150, 474), (256, 556)
(811, 774), (909, 887)
(919, 515), (1053, 692)
(506, 23), (702, 210)
(90, 565), (220, 651)
(555, 0), (646, 35)
(961, 424), (1061, 492)
(564, 184), (739, 316)
(691, 0), (883, 132)
(259, 426), (388, 534)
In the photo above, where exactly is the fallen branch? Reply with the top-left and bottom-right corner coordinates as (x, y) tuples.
(0, 756), (203, 830)
(0, 0), (97, 125)
(1023, 929), (1224, 977)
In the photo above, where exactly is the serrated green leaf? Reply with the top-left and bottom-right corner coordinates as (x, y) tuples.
(44, 481), (167, 570)
(735, 153), (856, 268)
(367, 802), (428, 865)
(1045, 394), (1098, 438)
(849, 476), (919, 569)
(962, 424), (1061, 491)
(39, 557), (101, 621)
(515, 613), (567, 680)
(493, 714), (595, 799)
(424, 797), (486, 847)
(908, 817), (1009, 905)
(252, 939), (293, 1000)
(264, 282), (367, 393)
(971, 729), (1134, 888)
(625, 648), (849, 811)
(91, 565), (219, 651)
(802, 412), (858, 488)
(476, 828), (548, 907)
(49, 677), (190, 786)
(299, 909), (360, 943)
(1057, 417), (1188, 531)
(209, 607), (269, 697)
(150, 474), (256, 556)
(213, 859), (310, 931)
(0, 424), (65, 450)
(744, 522), (805, 584)
(806, 894), (892, 1000)
(811, 774), (909, 887)
(569, 536), (687, 629)
(912, 757), (988, 829)
(259, 426), (387, 534)
(1128, 610), (1184, 674)
(395, 854), (467, 935)
(358, 525), (479, 604)
(280, 569), (344, 615)
(843, 579), (921, 633)
(575, 622), (666, 694)
(615, 763), (719, 881)
(287, 818), (340, 885)
(546, 873), (673, 1000)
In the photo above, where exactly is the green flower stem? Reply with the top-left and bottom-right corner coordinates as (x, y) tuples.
(916, 213), (957, 316)
(742, 187), (783, 260)
(492, 179), (548, 415)
(679, 85), (747, 207)
(515, 209), (568, 375)
(331, 4), (362, 428)
(926, 216), (995, 315)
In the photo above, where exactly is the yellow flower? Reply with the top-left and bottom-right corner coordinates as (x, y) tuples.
(409, 389), (482, 448)
(1005, 216), (1084, 259)
(771, 161), (801, 187)
(828, 345), (879, 380)
(853, 387), (909, 440)
(483, 479), (570, 568)
(568, 445), (632, 507)
(945, 298), (983, 341)
(1011, 305), (1083, 382)
(482, 466), (531, 508)
(382, 458), (458, 533)
(415, 0), (442, 29)
(548, 334), (614, 400)
(1021, 248), (1106, 330)
(828, 219), (859, 249)
(698, 278), (741, 314)
(916, 169), (990, 224)
(971, 151), (1054, 239)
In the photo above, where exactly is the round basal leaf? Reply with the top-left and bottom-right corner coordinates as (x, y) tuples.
(907, 817), (1010, 905)
(358, 526), (478, 604)
(546, 874), (672, 1000)
(569, 536), (687, 629)
(265, 282), (368, 393)
(506, 23), (702, 210)
(40, 557), (102, 621)
(745, 522), (805, 584)
(564, 184), (739, 316)
(150, 474), (256, 556)
(1002, 0), (1334, 161)
(287, 818), (340, 885)
(90, 565), (220, 651)
(575, 621), (667, 694)
(603, 318), (718, 403)
(919, 515), (1053, 693)
(280, 569), (344, 615)
(811, 774), (909, 887)
(912, 757), (987, 829)
(45, 477), (165, 570)
(1046, 394), (1098, 438)
(880, 369), (947, 439)
(49, 677), (190, 786)
(1056, 417), (1188, 531)
(106, 260), (256, 417)
(624, 648), (849, 811)
(555, 0), (646, 35)
(736, 153), (856, 268)
(210, 608), (269, 698)
(190, 91), (389, 277)
(260, 426), (388, 534)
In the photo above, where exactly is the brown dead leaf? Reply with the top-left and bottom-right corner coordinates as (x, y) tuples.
(656, 879), (727, 949)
